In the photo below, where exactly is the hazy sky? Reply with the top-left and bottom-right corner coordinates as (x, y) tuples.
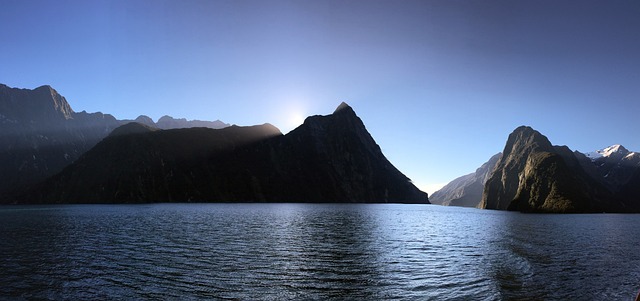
(1, 0), (639, 194)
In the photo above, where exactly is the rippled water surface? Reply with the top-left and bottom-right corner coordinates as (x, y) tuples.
(1, 204), (640, 300)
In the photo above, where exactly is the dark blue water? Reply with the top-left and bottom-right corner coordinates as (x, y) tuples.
(1, 204), (639, 300)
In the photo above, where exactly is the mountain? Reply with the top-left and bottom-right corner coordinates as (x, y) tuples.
(121, 115), (230, 130)
(109, 122), (159, 137)
(0, 84), (121, 195)
(479, 126), (619, 213)
(576, 144), (640, 191)
(618, 170), (640, 211)
(18, 102), (429, 204)
(430, 153), (501, 207)
(156, 115), (229, 129)
(0, 83), (229, 196)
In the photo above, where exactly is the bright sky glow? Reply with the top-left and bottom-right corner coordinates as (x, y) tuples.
(1, 0), (639, 194)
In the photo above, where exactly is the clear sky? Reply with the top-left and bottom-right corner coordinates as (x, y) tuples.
(1, 0), (639, 194)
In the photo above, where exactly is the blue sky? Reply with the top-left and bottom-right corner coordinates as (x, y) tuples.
(1, 0), (639, 194)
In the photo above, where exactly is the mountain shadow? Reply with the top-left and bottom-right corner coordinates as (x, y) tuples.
(0, 84), (120, 195)
(17, 103), (428, 204)
(0, 83), (230, 197)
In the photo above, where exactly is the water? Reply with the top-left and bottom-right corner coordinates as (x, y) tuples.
(1, 204), (639, 300)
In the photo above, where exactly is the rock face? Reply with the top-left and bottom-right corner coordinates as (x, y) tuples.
(0, 83), (230, 196)
(480, 126), (557, 211)
(430, 153), (501, 207)
(0, 84), (121, 195)
(20, 102), (429, 204)
(479, 126), (630, 213)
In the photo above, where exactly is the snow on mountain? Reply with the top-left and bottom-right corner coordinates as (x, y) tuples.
(584, 144), (634, 162)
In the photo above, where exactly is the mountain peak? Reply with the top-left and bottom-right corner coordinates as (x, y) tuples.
(0, 84), (75, 121)
(333, 102), (353, 114)
(511, 125), (539, 138)
(34, 85), (54, 91)
(134, 115), (156, 127)
(502, 125), (554, 157)
(585, 144), (631, 161)
(603, 144), (629, 156)
(109, 122), (158, 137)
(510, 126), (547, 143)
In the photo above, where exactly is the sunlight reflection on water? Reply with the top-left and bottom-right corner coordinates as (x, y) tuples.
(1, 204), (639, 300)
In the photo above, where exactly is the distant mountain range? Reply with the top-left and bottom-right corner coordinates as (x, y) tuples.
(5, 83), (639, 211)
(434, 126), (640, 212)
(121, 115), (229, 130)
(429, 153), (501, 207)
(0, 83), (228, 196)
(1, 84), (427, 204)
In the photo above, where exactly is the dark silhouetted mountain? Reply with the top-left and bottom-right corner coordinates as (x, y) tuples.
(0, 84), (120, 195)
(0, 83), (230, 197)
(132, 115), (156, 127)
(20, 102), (428, 204)
(121, 115), (230, 130)
(219, 102), (429, 203)
(480, 126), (618, 213)
(109, 122), (158, 137)
(618, 170), (640, 211)
(430, 153), (501, 207)
(156, 115), (229, 129)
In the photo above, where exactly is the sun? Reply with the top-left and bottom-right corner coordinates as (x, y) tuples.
(276, 94), (309, 132)
(290, 112), (306, 127)
(284, 111), (306, 132)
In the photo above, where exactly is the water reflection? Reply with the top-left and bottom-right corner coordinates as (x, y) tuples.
(486, 212), (640, 300)
(1, 204), (640, 300)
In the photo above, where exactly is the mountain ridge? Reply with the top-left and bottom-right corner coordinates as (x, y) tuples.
(430, 153), (501, 207)
(0, 83), (230, 195)
(16, 102), (429, 204)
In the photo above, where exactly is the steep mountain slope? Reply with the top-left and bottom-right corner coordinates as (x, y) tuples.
(430, 153), (501, 207)
(19, 103), (428, 204)
(21, 123), (281, 203)
(210, 102), (429, 203)
(480, 126), (617, 213)
(0, 84), (120, 195)
(618, 170), (640, 211)
(0, 83), (229, 196)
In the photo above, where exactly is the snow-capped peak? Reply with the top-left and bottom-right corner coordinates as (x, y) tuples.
(584, 144), (631, 161)
(602, 144), (629, 157)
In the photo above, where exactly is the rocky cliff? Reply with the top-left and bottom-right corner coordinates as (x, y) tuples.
(480, 126), (556, 210)
(19, 103), (428, 204)
(480, 126), (624, 213)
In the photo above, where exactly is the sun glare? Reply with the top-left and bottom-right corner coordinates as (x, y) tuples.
(290, 112), (306, 127)
(282, 111), (306, 133)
